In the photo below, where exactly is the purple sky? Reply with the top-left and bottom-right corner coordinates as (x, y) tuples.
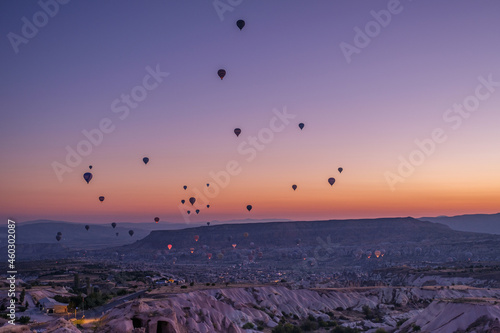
(1, 1), (499, 224)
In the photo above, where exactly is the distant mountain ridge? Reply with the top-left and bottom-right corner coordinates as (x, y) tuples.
(419, 213), (500, 235)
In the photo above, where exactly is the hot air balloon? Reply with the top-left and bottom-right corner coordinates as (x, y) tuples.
(111, 222), (117, 229)
(181, 199), (185, 204)
(298, 123), (304, 130)
(243, 232), (249, 238)
(129, 230), (134, 236)
(234, 128), (241, 137)
(154, 217), (160, 223)
(375, 250), (381, 258)
(292, 184), (297, 191)
(167, 244), (172, 250)
(187, 210), (191, 215)
(56, 235), (62, 241)
(189, 197), (196, 205)
(236, 19), (245, 30)
(196, 209), (200, 214)
(338, 167), (343, 173)
(190, 248), (195, 254)
(232, 244), (237, 249)
(143, 157), (149, 164)
(57, 231), (62, 236)
(83, 172), (93, 184)
(206, 205), (210, 208)
(366, 251), (372, 259)
(246, 205), (252, 212)
(85, 225), (90, 231)
(206, 183), (210, 187)
(194, 235), (199, 242)
(207, 253), (212, 260)
(99, 196), (105, 202)
(183, 185), (187, 190)
(217, 69), (226, 80)
(207, 222), (210, 226)
(89, 165), (92, 169)
(328, 177), (335, 186)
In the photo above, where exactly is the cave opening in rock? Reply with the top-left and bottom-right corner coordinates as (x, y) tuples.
(132, 317), (143, 328)
(157, 320), (172, 333)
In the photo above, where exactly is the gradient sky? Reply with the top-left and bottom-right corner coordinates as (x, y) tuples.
(1, 0), (499, 224)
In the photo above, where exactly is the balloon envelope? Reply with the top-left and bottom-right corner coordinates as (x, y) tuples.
(181, 199), (185, 204)
(196, 209), (200, 214)
(143, 157), (149, 164)
(129, 230), (134, 236)
(292, 184), (297, 191)
(217, 69), (226, 80)
(328, 177), (335, 186)
(89, 165), (92, 169)
(183, 185), (187, 190)
(167, 244), (172, 250)
(111, 222), (117, 228)
(85, 225), (90, 231)
(338, 167), (343, 173)
(189, 197), (196, 205)
(246, 205), (252, 212)
(99, 196), (104, 202)
(83, 172), (93, 184)
(206, 204), (210, 208)
(194, 235), (199, 242)
(154, 217), (160, 223)
(298, 123), (304, 130)
(236, 19), (245, 30)
(234, 128), (241, 137)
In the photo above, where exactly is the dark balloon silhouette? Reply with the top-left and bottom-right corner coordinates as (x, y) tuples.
(328, 177), (336, 186)
(129, 230), (134, 236)
(196, 209), (200, 214)
(218, 69), (226, 80)
(85, 225), (90, 231)
(234, 128), (241, 137)
(236, 19), (245, 30)
(194, 235), (199, 242)
(57, 231), (62, 236)
(183, 185), (187, 190)
(181, 199), (185, 204)
(56, 235), (62, 241)
(207, 222), (210, 226)
(298, 123), (304, 130)
(154, 217), (160, 223)
(338, 167), (343, 173)
(99, 196), (104, 202)
(189, 197), (196, 205)
(206, 183), (210, 187)
(292, 184), (297, 191)
(89, 165), (92, 169)
(83, 172), (93, 184)
(111, 222), (117, 229)
(206, 204), (210, 208)
(143, 157), (149, 164)
(246, 205), (252, 212)
(187, 210), (191, 215)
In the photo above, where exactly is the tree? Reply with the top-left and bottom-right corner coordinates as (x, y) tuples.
(74, 273), (80, 291)
(20, 289), (25, 304)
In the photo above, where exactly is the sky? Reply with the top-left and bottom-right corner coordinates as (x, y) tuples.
(1, 0), (499, 224)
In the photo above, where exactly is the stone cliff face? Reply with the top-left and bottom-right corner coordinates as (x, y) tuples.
(97, 286), (500, 333)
